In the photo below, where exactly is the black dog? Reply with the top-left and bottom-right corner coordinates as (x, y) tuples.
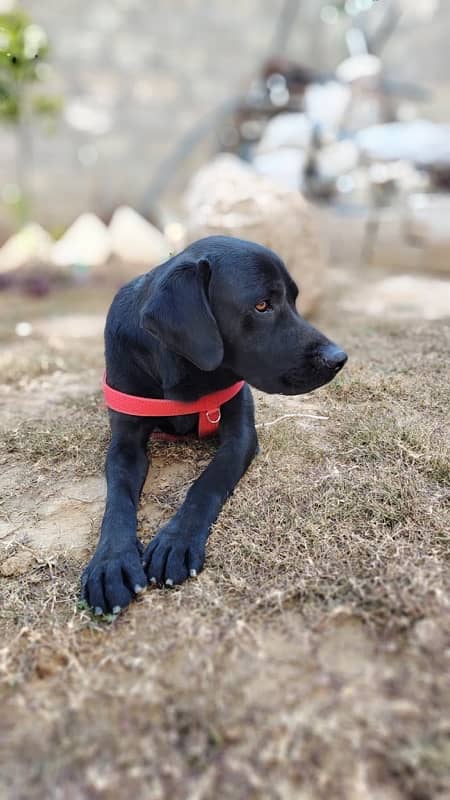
(81, 236), (347, 614)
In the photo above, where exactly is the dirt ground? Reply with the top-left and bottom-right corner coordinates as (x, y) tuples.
(0, 265), (449, 800)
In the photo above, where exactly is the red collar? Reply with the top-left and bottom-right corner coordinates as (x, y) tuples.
(102, 373), (245, 439)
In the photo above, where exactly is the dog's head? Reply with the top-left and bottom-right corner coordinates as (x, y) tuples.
(141, 235), (347, 395)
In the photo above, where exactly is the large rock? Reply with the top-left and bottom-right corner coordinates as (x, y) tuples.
(52, 213), (111, 268)
(0, 223), (53, 273)
(109, 206), (170, 266)
(184, 155), (325, 316)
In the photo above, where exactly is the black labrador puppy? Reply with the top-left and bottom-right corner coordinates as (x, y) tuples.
(81, 235), (347, 614)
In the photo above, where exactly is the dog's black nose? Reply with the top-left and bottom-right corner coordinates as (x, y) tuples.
(318, 344), (348, 373)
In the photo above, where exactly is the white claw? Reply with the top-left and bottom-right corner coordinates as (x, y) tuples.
(112, 606), (121, 615)
(150, 577), (157, 585)
(94, 607), (103, 616)
(190, 569), (197, 578)
(165, 579), (174, 587)
(134, 584), (144, 594)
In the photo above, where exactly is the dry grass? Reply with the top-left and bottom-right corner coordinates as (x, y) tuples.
(0, 292), (449, 799)
(1, 396), (109, 475)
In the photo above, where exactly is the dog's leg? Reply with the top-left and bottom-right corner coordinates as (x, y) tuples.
(81, 414), (152, 614)
(143, 384), (258, 586)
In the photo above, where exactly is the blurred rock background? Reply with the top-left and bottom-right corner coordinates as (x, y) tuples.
(0, 0), (449, 318)
(0, 0), (449, 228)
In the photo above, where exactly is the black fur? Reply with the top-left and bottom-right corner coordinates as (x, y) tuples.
(81, 236), (347, 613)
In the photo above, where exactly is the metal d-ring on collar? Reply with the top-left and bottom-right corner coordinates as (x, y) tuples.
(205, 409), (221, 425)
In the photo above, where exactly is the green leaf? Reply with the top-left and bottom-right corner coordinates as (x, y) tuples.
(32, 93), (63, 116)
(0, 12), (50, 84)
(0, 90), (18, 121)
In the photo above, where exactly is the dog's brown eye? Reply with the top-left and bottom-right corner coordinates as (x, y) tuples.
(255, 301), (270, 313)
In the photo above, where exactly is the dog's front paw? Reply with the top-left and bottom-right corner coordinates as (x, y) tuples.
(143, 522), (207, 587)
(81, 542), (147, 615)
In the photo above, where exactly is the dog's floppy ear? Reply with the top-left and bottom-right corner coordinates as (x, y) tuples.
(141, 258), (224, 371)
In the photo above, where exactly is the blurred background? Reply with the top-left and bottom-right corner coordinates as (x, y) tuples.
(0, 0), (449, 316)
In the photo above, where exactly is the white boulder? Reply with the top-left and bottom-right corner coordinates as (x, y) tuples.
(252, 148), (306, 192)
(317, 140), (359, 182)
(0, 223), (53, 273)
(336, 54), (381, 85)
(256, 112), (312, 154)
(356, 120), (450, 167)
(304, 81), (351, 132)
(52, 213), (111, 268)
(109, 206), (170, 266)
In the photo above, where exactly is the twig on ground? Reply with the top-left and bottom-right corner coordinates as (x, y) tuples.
(256, 413), (329, 429)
